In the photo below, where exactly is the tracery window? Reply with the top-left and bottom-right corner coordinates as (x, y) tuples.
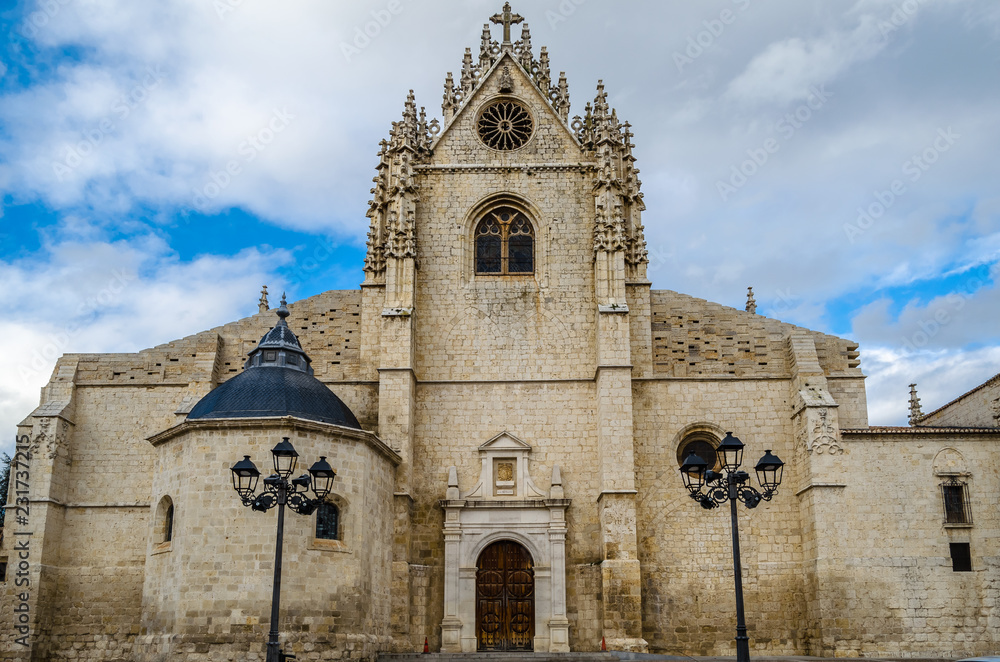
(475, 207), (534, 275)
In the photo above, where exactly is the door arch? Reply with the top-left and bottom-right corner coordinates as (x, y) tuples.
(475, 540), (534, 651)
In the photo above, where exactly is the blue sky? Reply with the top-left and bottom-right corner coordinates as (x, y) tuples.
(1, 0), (999, 454)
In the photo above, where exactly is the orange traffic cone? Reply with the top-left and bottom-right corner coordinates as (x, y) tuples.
(423, 637), (429, 654)
(601, 636), (607, 651)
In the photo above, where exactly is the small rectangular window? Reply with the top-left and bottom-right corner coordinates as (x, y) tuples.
(941, 479), (971, 524)
(316, 502), (339, 541)
(949, 542), (972, 572)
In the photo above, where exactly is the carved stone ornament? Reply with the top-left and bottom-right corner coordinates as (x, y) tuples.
(35, 417), (69, 460)
(498, 64), (515, 93)
(806, 407), (843, 455)
(991, 396), (1000, 426)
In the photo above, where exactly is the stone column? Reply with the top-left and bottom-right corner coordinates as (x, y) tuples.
(786, 332), (848, 655)
(380, 250), (419, 650)
(547, 501), (571, 652)
(440, 497), (463, 653)
(594, 305), (647, 652)
(0, 359), (78, 661)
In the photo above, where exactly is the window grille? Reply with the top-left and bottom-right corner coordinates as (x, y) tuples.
(940, 478), (971, 524)
(316, 502), (339, 541)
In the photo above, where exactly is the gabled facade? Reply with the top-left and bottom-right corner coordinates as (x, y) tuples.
(2, 6), (999, 662)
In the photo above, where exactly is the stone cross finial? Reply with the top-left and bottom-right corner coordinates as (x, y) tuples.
(490, 2), (524, 48)
(258, 285), (269, 313)
(908, 383), (924, 426)
(745, 286), (757, 314)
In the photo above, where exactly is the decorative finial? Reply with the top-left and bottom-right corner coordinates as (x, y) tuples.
(908, 383), (924, 426)
(490, 2), (524, 50)
(745, 286), (757, 314)
(258, 285), (269, 313)
(277, 292), (289, 323)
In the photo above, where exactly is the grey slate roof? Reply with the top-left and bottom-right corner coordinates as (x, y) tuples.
(187, 294), (360, 429)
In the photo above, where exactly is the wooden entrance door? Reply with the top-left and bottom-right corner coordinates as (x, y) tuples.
(476, 540), (534, 651)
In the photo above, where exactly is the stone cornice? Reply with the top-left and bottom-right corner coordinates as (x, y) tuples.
(415, 163), (595, 174)
(146, 415), (401, 465)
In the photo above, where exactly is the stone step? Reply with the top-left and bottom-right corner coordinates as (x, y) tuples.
(378, 656), (615, 659)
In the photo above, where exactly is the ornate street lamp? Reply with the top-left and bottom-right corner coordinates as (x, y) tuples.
(679, 432), (784, 662)
(231, 438), (337, 662)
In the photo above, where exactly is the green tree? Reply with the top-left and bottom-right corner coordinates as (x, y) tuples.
(0, 452), (11, 526)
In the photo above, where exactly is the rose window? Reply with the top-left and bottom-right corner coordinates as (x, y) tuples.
(477, 100), (533, 150)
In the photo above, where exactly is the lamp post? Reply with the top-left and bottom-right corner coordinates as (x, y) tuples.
(231, 437), (337, 662)
(679, 432), (784, 662)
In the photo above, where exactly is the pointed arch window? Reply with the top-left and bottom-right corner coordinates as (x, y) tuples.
(475, 207), (534, 275)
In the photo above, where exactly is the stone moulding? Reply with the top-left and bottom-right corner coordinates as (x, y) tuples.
(146, 415), (401, 465)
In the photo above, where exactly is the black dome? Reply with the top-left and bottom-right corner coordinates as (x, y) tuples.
(188, 367), (360, 428)
(187, 294), (360, 429)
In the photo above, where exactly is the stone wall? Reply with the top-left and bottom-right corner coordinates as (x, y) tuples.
(919, 374), (1000, 428)
(632, 378), (808, 655)
(136, 418), (398, 662)
(409, 381), (604, 651)
(806, 430), (1000, 658)
(649, 290), (860, 379)
(414, 59), (598, 383)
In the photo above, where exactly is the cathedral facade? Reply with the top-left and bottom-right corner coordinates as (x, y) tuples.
(3, 6), (999, 661)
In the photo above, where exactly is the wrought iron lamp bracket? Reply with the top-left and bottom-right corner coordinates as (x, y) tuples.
(240, 474), (324, 514)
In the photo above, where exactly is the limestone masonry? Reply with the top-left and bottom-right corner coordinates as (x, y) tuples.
(3, 5), (998, 661)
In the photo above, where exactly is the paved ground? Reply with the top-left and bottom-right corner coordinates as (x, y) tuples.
(379, 653), (957, 662)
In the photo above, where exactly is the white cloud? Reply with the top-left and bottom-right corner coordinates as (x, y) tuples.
(863, 345), (1000, 425)
(724, 14), (885, 107)
(850, 262), (1000, 353)
(1, 1), (999, 443)
(0, 232), (293, 455)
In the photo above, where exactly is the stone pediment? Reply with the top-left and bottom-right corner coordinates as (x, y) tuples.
(459, 430), (546, 499)
(478, 430), (531, 451)
(429, 50), (580, 157)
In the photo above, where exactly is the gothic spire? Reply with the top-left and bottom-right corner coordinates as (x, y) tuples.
(745, 287), (757, 314)
(908, 383), (924, 426)
(258, 285), (269, 313)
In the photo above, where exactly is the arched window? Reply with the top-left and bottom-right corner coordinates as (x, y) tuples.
(165, 504), (174, 542)
(316, 501), (340, 541)
(475, 207), (534, 275)
(155, 496), (174, 546)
